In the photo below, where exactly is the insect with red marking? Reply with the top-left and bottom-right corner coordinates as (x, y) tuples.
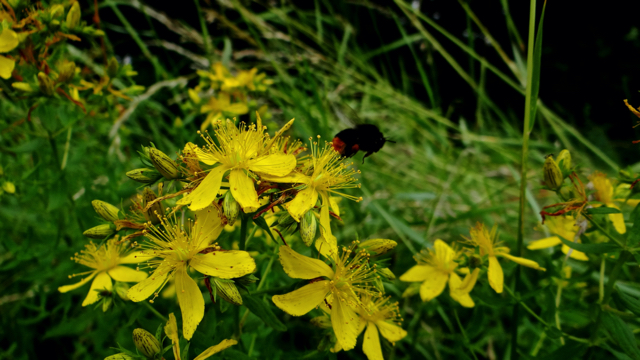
(332, 124), (394, 162)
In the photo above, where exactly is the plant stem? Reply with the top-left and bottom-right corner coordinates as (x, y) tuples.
(240, 215), (249, 250)
(511, 1), (538, 358)
(590, 252), (630, 342)
(453, 309), (478, 360)
(584, 215), (625, 249)
(193, 0), (212, 63)
(142, 301), (168, 322)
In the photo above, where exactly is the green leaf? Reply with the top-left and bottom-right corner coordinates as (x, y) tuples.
(537, 341), (587, 360)
(252, 216), (277, 244)
(627, 203), (640, 246)
(615, 287), (640, 317)
(585, 207), (622, 215)
(243, 294), (287, 332)
(180, 342), (190, 360)
(222, 349), (253, 360)
(528, 0), (546, 132)
(557, 235), (620, 254)
(546, 326), (563, 340)
(601, 312), (640, 360)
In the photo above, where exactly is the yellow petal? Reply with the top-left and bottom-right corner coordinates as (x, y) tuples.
(449, 272), (475, 308)
(527, 236), (562, 250)
(331, 294), (359, 351)
(128, 267), (171, 302)
(317, 192), (338, 258)
(195, 147), (218, 165)
(331, 341), (343, 353)
(434, 239), (456, 266)
(190, 250), (256, 279)
(0, 55), (15, 80)
(499, 253), (546, 271)
(457, 268), (480, 294)
(224, 103), (249, 115)
(419, 270), (448, 301)
(58, 271), (98, 293)
(286, 187), (318, 222)
(165, 313), (181, 360)
(193, 339), (238, 360)
(399, 265), (432, 282)
(376, 320), (407, 343)
(259, 172), (310, 184)
(278, 245), (335, 279)
(561, 245), (589, 261)
(175, 266), (204, 340)
(82, 271), (112, 306)
(0, 29), (19, 53)
(609, 211), (626, 234)
(272, 280), (330, 316)
(178, 165), (229, 211)
(229, 169), (260, 212)
(193, 205), (225, 246)
(119, 251), (147, 264)
(107, 266), (148, 282)
(249, 154), (297, 177)
(362, 323), (383, 360)
(488, 256), (504, 294)
(329, 196), (340, 217)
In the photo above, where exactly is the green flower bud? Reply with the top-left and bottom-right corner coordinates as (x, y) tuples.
(149, 148), (181, 180)
(377, 267), (396, 281)
(142, 187), (164, 225)
(66, 2), (81, 29)
(213, 278), (243, 306)
(300, 210), (317, 246)
(310, 315), (332, 329)
(57, 62), (76, 84)
(469, 254), (483, 269)
(11, 82), (34, 93)
(543, 155), (563, 191)
(91, 200), (121, 221)
(359, 239), (397, 256)
(50, 4), (65, 18)
(102, 296), (113, 312)
(126, 168), (162, 184)
(223, 191), (240, 226)
(114, 282), (130, 301)
(107, 57), (119, 78)
(93, 29), (106, 37)
(105, 354), (135, 360)
(2, 181), (16, 194)
(49, 20), (61, 30)
(83, 224), (116, 239)
(556, 149), (571, 174)
(235, 273), (259, 288)
(37, 72), (54, 96)
(132, 328), (161, 359)
(559, 186), (580, 202)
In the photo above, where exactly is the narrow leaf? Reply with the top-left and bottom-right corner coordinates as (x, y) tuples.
(557, 235), (620, 254)
(585, 207), (622, 215)
(528, 0), (546, 132)
(627, 203), (640, 246)
(601, 312), (640, 360)
(243, 295), (287, 332)
(615, 287), (640, 317)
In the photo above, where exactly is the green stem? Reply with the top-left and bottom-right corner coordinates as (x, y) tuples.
(193, 0), (213, 63)
(511, 1), (538, 358)
(590, 252), (631, 342)
(453, 309), (478, 360)
(240, 215), (249, 250)
(142, 301), (168, 322)
(585, 215), (625, 249)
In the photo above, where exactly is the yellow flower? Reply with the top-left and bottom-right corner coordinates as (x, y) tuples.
(58, 238), (148, 306)
(264, 140), (362, 256)
(590, 171), (626, 234)
(221, 67), (258, 91)
(127, 205), (256, 340)
(465, 223), (545, 294)
(199, 92), (249, 131)
(527, 216), (588, 261)
(178, 118), (296, 212)
(399, 240), (479, 307)
(0, 28), (19, 79)
(272, 244), (379, 351)
(165, 313), (237, 360)
(332, 294), (407, 360)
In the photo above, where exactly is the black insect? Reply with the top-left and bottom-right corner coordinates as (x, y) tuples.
(332, 124), (394, 162)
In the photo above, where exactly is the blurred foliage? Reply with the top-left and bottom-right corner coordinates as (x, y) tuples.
(3, 0), (640, 359)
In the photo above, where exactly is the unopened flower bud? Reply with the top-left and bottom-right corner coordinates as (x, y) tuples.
(50, 4), (65, 18)
(223, 191), (240, 226)
(66, 2), (81, 29)
(556, 149), (571, 174)
(235, 273), (259, 288)
(11, 82), (34, 93)
(469, 254), (483, 269)
(93, 29), (106, 37)
(105, 354), (134, 360)
(213, 278), (243, 306)
(378, 267), (396, 280)
(126, 168), (162, 184)
(102, 296), (113, 312)
(107, 57), (119, 78)
(559, 186), (580, 202)
(114, 282), (130, 301)
(49, 20), (61, 30)
(142, 187), (164, 225)
(359, 239), (397, 256)
(149, 148), (181, 180)
(543, 155), (563, 191)
(2, 181), (16, 194)
(83, 224), (116, 239)
(310, 315), (332, 329)
(300, 210), (317, 246)
(132, 328), (161, 359)
(37, 72), (54, 96)
(92, 200), (121, 221)
(57, 62), (76, 83)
